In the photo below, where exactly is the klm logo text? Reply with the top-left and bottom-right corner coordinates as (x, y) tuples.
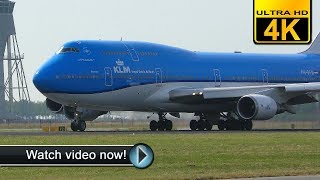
(114, 66), (131, 74)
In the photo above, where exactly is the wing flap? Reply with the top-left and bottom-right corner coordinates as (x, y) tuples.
(285, 83), (320, 92)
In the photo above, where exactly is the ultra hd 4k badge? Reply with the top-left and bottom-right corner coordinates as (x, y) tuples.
(254, 0), (311, 44)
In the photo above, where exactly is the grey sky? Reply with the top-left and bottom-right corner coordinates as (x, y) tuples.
(11, 0), (320, 101)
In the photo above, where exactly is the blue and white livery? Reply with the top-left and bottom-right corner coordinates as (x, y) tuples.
(33, 33), (320, 131)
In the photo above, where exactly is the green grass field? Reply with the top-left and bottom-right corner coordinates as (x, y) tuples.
(0, 132), (320, 179)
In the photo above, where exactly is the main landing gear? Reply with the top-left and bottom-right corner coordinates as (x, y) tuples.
(149, 113), (173, 131)
(189, 112), (253, 131)
(189, 113), (213, 131)
(70, 112), (87, 132)
(217, 113), (252, 131)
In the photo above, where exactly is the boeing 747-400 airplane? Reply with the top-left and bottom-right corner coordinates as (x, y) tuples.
(33, 33), (320, 132)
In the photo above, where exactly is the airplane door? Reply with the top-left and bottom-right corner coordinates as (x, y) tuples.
(122, 42), (139, 62)
(105, 67), (113, 86)
(155, 68), (162, 84)
(262, 69), (268, 84)
(214, 69), (221, 87)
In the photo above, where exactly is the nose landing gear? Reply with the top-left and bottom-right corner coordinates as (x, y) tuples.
(71, 120), (86, 132)
(70, 112), (87, 132)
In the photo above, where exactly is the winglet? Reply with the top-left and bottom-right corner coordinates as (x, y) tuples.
(301, 33), (320, 54)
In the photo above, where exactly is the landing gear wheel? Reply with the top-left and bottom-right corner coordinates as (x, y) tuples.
(218, 120), (226, 131)
(205, 120), (213, 131)
(158, 120), (166, 131)
(226, 119), (244, 131)
(197, 119), (206, 131)
(244, 120), (253, 131)
(150, 120), (158, 131)
(149, 113), (175, 131)
(165, 120), (173, 131)
(190, 120), (198, 131)
(71, 121), (78, 132)
(78, 121), (86, 132)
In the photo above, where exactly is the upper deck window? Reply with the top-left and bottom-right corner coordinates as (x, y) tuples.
(57, 47), (80, 54)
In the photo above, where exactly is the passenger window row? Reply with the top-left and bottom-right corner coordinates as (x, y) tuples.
(56, 75), (101, 80)
(102, 51), (159, 56)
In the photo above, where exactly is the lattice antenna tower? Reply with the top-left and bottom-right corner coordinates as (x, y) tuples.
(0, 0), (30, 118)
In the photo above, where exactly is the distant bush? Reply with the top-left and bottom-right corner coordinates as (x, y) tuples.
(5, 100), (52, 117)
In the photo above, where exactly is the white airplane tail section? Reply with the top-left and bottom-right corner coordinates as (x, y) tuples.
(302, 33), (320, 54)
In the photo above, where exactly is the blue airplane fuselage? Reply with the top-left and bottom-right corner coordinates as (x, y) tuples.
(34, 40), (320, 96)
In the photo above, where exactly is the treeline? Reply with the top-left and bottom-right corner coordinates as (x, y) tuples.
(5, 101), (52, 117)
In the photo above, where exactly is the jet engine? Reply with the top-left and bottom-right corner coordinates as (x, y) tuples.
(46, 98), (63, 113)
(236, 94), (278, 120)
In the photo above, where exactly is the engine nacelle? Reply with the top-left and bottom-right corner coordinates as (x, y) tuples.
(236, 94), (278, 120)
(46, 98), (63, 113)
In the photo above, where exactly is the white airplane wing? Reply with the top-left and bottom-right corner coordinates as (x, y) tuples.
(169, 82), (320, 105)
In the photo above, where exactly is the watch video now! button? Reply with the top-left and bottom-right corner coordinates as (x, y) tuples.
(129, 143), (154, 169)
(0, 144), (154, 168)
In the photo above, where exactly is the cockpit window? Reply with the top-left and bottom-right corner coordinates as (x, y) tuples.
(57, 47), (80, 54)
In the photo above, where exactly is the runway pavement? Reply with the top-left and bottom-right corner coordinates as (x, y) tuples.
(0, 129), (320, 136)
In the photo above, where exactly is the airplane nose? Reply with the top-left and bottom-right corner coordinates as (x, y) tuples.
(34, 56), (63, 94)
(33, 68), (52, 93)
